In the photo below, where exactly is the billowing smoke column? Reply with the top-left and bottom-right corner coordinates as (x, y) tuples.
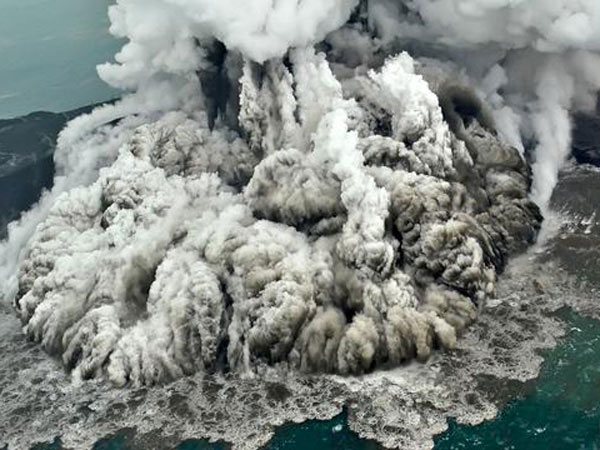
(366, 0), (600, 207)
(4, 0), (599, 386)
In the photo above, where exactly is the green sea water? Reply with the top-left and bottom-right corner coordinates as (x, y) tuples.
(436, 310), (600, 450)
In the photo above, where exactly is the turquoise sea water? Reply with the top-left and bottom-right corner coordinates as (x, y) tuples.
(0, 0), (120, 119)
(436, 310), (600, 450)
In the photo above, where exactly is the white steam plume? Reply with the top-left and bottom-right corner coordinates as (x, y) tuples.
(1, 0), (597, 385)
(367, 0), (600, 209)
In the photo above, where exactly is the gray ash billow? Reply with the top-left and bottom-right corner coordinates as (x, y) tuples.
(14, 45), (540, 386)
(5, 0), (600, 387)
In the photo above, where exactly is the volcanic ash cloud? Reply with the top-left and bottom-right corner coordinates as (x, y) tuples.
(14, 47), (541, 386)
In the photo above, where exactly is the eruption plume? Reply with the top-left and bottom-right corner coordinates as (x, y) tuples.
(3, 0), (599, 386)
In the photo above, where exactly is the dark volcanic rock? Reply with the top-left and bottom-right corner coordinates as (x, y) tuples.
(0, 103), (111, 238)
(572, 97), (600, 167)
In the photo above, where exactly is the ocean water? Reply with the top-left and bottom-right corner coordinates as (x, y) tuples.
(0, 0), (121, 119)
(436, 310), (600, 450)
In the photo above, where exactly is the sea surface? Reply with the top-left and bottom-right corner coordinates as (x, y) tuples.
(0, 0), (120, 119)
(2, 2), (600, 450)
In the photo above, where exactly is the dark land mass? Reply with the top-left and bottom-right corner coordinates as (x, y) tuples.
(572, 97), (600, 167)
(0, 102), (115, 238)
